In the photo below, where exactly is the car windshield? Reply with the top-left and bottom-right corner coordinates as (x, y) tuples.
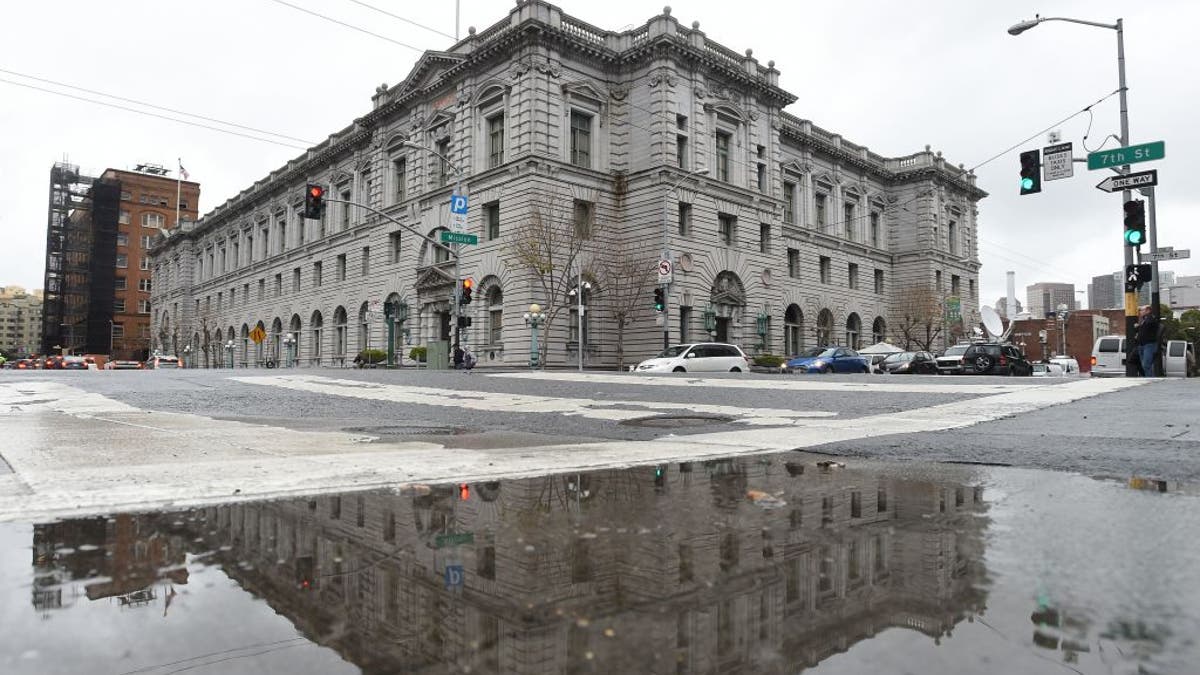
(886, 352), (914, 362)
(944, 345), (969, 356)
(656, 345), (691, 358)
(817, 348), (840, 358)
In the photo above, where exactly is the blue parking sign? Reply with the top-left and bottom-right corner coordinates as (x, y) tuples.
(450, 194), (468, 214)
(444, 564), (464, 590)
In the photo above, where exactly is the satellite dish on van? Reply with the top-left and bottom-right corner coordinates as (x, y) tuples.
(981, 306), (1004, 341)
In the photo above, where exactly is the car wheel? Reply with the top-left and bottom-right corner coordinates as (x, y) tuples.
(1007, 366), (1016, 377)
(822, 366), (832, 374)
(973, 355), (993, 373)
(861, 366), (869, 374)
(729, 367), (741, 373)
(673, 366), (686, 373)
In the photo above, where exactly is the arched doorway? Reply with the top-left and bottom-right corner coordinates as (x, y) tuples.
(240, 324), (250, 367)
(310, 311), (324, 365)
(333, 306), (348, 363)
(872, 316), (887, 344)
(253, 320), (266, 365)
(358, 302), (371, 352)
(270, 317), (283, 362)
(845, 313), (862, 350)
(784, 304), (804, 356)
(709, 271), (746, 344)
(816, 309), (834, 347)
(289, 314), (302, 366)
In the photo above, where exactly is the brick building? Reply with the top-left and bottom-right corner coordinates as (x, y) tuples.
(1010, 309), (1116, 371)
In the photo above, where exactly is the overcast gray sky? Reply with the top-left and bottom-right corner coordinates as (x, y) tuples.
(2, 0), (1197, 308)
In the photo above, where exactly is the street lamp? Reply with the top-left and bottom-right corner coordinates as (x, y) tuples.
(283, 333), (296, 368)
(182, 344), (191, 369)
(660, 168), (709, 350)
(568, 279), (592, 371)
(523, 303), (546, 369)
(225, 339), (235, 368)
(1008, 14), (1138, 375)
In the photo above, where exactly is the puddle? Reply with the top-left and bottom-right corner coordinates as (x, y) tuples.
(2, 456), (1197, 674)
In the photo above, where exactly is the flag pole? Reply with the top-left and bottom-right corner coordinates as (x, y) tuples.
(175, 157), (183, 228)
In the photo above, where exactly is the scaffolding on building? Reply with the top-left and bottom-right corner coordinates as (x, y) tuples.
(41, 162), (120, 356)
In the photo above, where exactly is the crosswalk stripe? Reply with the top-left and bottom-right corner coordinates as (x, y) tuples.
(490, 371), (1047, 394)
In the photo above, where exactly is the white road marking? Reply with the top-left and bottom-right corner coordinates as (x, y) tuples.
(0, 376), (1147, 522)
(231, 375), (839, 425)
(491, 370), (1047, 394)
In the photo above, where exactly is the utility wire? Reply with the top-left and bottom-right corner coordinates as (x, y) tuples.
(0, 67), (316, 145)
(967, 88), (1121, 173)
(0, 77), (310, 150)
(265, 0), (426, 52)
(343, 0), (456, 40)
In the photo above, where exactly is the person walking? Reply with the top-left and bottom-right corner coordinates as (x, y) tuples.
(1136, 305), (1160, 377)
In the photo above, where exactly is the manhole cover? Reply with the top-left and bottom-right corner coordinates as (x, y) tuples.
(620, 414), (733, 428)
(344, 424), (470, 437)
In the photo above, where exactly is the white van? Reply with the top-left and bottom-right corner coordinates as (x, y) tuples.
(1090, 335), (1127, 377)
(1163, 340), (1196, 378)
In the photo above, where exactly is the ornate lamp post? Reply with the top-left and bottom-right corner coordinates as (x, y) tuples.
(225, 340), (235, 369)
(755, 309), (769, 351)
(182, 344), (191, 369)
(703, 304), (717, 337)
(385, 300), (410, 367)
(568, 280), (591, 371)
(523, 303), (546, 369)
(283, 333), (296, 368)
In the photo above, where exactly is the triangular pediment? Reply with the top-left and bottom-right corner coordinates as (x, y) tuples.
(415, 265), (455, 291)
(401, 52), (467, 93)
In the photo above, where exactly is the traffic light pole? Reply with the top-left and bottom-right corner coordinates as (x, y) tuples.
(1115, 18), (1140, 377)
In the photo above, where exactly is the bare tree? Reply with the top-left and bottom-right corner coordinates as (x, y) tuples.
(595, 239), (657, 370)
(508, 193), (605, 365)
(892, 285), (944, 351)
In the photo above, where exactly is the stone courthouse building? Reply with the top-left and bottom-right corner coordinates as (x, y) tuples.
(150, 1), (984, 368)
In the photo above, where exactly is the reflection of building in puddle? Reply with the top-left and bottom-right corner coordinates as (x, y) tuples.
(31, 514), (190, 616)
(177, 457), (989, 673)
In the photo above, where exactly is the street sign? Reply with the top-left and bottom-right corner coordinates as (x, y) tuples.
(657, 258), (673, 284)
(249, 325), (266, 344)
(435, 532), (474, 548)
(1042, 142), (1074, 181)
(444, 564), (464, 590)
(449, 194), (468, 233)
(440, 231), (478, 245)
(1143, 248), (1190, 262)
(1087, 141), (1165, 171)
(1095, 170), (1158, 193)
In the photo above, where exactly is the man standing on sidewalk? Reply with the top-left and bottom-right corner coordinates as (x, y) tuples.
(1136, 305), (1160, 377)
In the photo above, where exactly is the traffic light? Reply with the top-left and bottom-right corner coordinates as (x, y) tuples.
(1019, 150), (1041, 195)
(460, 278), (474, 305)
(303, 184), (325, 219)
(653, 287), (665, 312)
(459, 483), (470, 501)
(456, 316), (472, 328)
(654, 464), (666, 489)
(1123, 200), (1146, 247)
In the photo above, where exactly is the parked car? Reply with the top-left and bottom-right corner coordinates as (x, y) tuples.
(786, 347), (871, 374)
(106, 360), (145, 370)
(1049, 356), (1081, 375)
(61, 356), (89, 370)
(42, 355), (64, 370)
(147, 355), (181, 369)
(879, 351), (939, 374)
(13, 358), (36, 370)
(1090, 335), (1127, 377)
(635, 343), (751, 373)
(962, 343), (1033, 376)
(1032, 362), (1067, 377)
(935, 344), (971, 374)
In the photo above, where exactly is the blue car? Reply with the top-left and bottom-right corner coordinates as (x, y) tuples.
(786, 347), (871, 374)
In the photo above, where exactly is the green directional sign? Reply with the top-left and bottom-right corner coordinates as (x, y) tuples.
(434, 532), (474, 548)
(440, 231), (479, 245)
(1087, 141), (1165, 171)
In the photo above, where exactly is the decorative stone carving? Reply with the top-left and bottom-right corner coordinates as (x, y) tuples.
(609, 86), (628, 101)
(508, 60), (531, 79)
(533, 59), (561, 78)
(694, 83), (707, 99)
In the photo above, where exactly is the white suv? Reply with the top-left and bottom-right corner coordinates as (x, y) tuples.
(635, 343), (751, 373)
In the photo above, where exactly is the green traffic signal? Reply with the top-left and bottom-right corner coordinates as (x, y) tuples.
(1124, 229), (1145, 246)
(1123, 200), (1146, 248)
(1021, 177), (1034, 191)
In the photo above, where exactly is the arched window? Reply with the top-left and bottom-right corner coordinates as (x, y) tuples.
(872, 317), (887, 345)
(487, 286), (503, 346)
(358, 302), (372, 352)
(845, 313), (862, 350)
(240, 324), (250, 366)
(310, 311), (324, 362)
(289, 314), (302, 365)
(816, 309), (834, 347)
(784, 304), (804, 356)
(270, 317), (283, 361)
(333, 306), (348, 357)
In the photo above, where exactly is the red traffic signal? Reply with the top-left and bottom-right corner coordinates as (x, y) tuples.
(304, 184), (326, 219)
